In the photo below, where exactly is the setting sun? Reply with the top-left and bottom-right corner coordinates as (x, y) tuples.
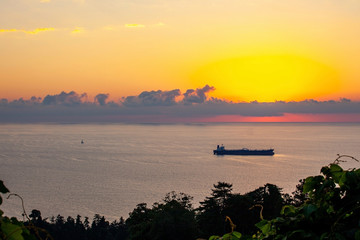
(192, 55), (340, 102)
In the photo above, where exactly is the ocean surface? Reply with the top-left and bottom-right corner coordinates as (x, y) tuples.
(1, 123), (360, 221)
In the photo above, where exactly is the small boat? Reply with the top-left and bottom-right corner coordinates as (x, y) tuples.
(213, 145), (274, 156)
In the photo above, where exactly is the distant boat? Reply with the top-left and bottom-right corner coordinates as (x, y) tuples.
(213, 145), (274, 156)
(81, 140), (84, 144)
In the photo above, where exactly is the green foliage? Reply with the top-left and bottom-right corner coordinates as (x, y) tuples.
(209, 231), (242, 240)
(0, 181), (35, 240)
(252, 155), (360, 240)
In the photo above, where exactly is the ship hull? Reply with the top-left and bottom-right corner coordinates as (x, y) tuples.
(213, 149), (274, 156)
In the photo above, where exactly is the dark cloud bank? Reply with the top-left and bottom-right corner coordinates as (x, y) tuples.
(1, 85), (360, 123)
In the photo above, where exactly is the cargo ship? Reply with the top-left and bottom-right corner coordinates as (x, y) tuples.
(213, 145), (274, 156)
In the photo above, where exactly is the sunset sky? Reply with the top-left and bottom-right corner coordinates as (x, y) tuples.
(1, 0), (360, 122)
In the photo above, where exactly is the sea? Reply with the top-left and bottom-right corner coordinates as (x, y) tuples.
(1, 123), (360, 221)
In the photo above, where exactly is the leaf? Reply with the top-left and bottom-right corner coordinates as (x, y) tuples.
(281, 205), (296, 216)
(288, 230), (306, 238)
(334, 233), (346, 240)
(344, 171), (360, 189)
(209, 235), (221, 240)
(303, 204), (317, 218)
(355, 230), (360, 240)
(329, 164), (343, 182)
(303, 176), (323, 193)
(1, 221), (24, 240)
(255, 220), (271, 235)
(320, 232), (329, 240)
(232, 231), (242, 239)
(338, 172), (348, 188)
(220, 233), (233, 240)
(0, 180), (10, 194)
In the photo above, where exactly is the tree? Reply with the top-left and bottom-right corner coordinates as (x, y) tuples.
(246, 183), (284, 220)
(126, 203), (153, 240)
(288, 179), (308, 207)
(197, 182), (233, 237)
(126, 192), (198, 240)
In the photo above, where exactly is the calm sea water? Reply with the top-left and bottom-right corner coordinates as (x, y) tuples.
(1, 123), (360, 221)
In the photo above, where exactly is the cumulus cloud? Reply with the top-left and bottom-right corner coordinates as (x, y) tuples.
(122, 89), (181, 107)
(94, 94), (109, 106)
(42, 91), (87, 106)
(183, 85), (215, 105)
(1, 86), (360, 123)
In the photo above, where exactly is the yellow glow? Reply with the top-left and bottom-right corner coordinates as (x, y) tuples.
(26, 28), (55, 34)
(191, 55), (340, 102)
(0, 29), (18, 33)
(125, 24), (145, 28)
(71, 27), (85, 34)
(0, 28), (54, 34)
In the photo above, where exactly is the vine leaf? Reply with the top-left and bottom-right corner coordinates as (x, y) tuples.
(255, 220), (271, 235)
(232, 231), (242, 238)
(0, 180), (10, 194)
(303, 204), (317, 218)
(0, 221), (23, 240)
(0, 180), (10, 204)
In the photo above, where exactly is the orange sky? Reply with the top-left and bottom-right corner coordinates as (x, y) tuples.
(1, 0), (360, 103)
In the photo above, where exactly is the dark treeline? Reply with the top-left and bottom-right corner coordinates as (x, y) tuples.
(22, 181), (305, 240)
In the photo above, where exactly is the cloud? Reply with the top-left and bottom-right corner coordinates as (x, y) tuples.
(0, 28), (55, 34)
(125, 24), (145, 28)
(122, 89), (181, 107)
(94, 94), (109, 106)
(1, 87), (360, 123)
(40, 0), (51, 3)
(183, 85), (215, 105)
(42, 91), (87, 106)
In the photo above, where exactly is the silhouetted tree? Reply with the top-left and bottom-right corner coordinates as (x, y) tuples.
(223, 194), (257, 235)
(126, 192), (198, 240)
(246, 183), (284, 220)
(89, 214), (112, 240)
(126, 203), (153, 240)
(290, 179), (308, 207)
(196, 182), (233, 237)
